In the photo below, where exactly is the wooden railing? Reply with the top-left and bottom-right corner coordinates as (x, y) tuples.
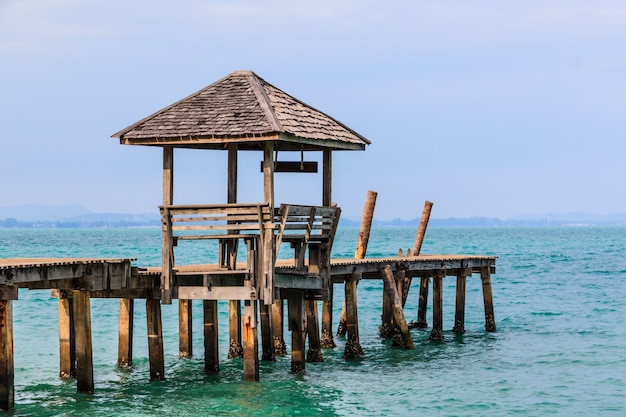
(159, 203), (341, 303)
(160, 203), (273, 303)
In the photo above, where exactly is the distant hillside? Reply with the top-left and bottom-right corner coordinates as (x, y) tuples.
(1, 204), (625, 228)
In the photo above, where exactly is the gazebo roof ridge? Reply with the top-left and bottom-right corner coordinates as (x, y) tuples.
(111, 70), (371, 151)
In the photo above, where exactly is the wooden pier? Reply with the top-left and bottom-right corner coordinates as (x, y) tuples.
(0, 71), (497, 410)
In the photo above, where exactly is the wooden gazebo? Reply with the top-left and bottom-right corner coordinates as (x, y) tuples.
(112, 70), (370, 378)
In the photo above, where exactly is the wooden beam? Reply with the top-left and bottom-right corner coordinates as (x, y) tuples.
(118, 298), (134, 367)
(0, 300), (14, 411)
(203, 300), (219, 373)
(177, 286), (256, 300)
(72, 290), (94, 393)
(146, 299), (165, 381)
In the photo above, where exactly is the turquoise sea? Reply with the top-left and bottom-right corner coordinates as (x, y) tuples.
(0, 226), (624, 416)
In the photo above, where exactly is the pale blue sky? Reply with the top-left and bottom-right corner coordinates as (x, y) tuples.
(1, 1), (624, 220)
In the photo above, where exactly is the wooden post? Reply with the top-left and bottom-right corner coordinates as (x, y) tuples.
(381, 267), (414, 349)
(320, 150), (336, 348)
(58, 291), (75, 378)
(0, 289), (16, 411)
(413, 201), (433, 255)
(146, 299), (165, 381)
(288, 292), (306, 374)
(260, 303), (275, 361)
(228, 300), (243, 358)
(118, 298), (134, 367)
(379, 277), (394, 338)
(453, 272), (467, 334)
(343, 273), (363, 359)
(272, 300), (287, 356)
(305, 300), (323, 362)
(242, 300), (259, 381)
(179, 299), (193, 358)
(203, 300), (219, 373)
(72, 289), (94, 393)
(411, 277), (429, 328)
(406, 200), (434, 319)
(320, 284), (335, 348)
(429, 270), (445, 340)
(162, 145), (174, 304)
(338, 190), (377, 337)
(481, 267), (497, 332)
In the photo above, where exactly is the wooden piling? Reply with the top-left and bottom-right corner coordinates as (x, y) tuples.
(408, 201), (434, 328)
(179, 299), (193, 358)
(271, 300), (287, 356)
(338, 190), (377, 337)
(288, 292), (306, 374)
(481, 267), (497, 332)
(320, 285), (336, 348)
(242, 300), (259, 381)
(146, 298), (165, 381)
(305, 300), (323, 362)
(379, 277), (394, 338)
(429, 270), (445, 341)
(0, 297), (15, 411)
(228, 300), (243, 358)
(260, 304), (275, 361)
(58, 291), (75, 379)
(72, 289), (94, 393)
(343, 273), (363, 359)
(118, 298), (134, 367)
(452, 272), (467, 334)
(411, 277), (430, 329)
(381, 266), (414, 349)
(203, 300), (219, 373)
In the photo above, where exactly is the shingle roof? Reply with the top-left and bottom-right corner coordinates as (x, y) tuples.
(112, 70), (370, 151)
